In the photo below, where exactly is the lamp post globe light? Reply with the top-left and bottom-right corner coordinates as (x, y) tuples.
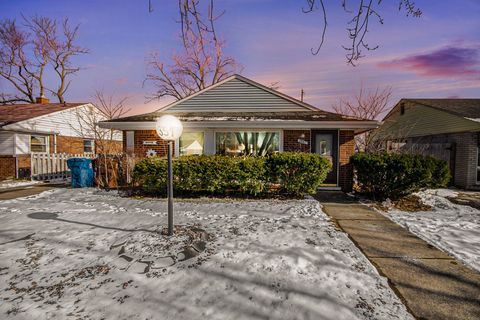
(155, 115), (183, 236)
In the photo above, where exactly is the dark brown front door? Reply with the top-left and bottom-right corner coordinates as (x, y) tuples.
(312, 130), (338, 185)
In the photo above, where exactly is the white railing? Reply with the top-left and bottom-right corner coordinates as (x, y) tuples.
(31, 153), (96, 181)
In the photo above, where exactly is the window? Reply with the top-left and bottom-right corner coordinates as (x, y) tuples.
(126, 131), (134, 153)
(215, 131), (280, 156)
(30, 135), (48, 153)
(83, 139), (94, 153)
(400, 103), (405, 115)
(179, 132), (204, 156)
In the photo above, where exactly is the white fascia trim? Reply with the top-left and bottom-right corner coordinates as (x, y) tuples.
(99, 120), (379, 130)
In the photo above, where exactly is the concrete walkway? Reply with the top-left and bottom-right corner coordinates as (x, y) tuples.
(0, 183), (66, 200)
(315, 192), (480, 320)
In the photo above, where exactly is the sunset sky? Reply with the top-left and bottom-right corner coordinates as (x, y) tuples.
(1, 0), (479, 116)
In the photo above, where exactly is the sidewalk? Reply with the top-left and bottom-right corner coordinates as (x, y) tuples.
(315, 192), (480, 320)
(0, 183), (66, 200)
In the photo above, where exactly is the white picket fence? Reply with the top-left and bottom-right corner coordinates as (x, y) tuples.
(31, 153), (97, 181)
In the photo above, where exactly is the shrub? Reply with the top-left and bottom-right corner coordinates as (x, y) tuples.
(351, 152), (451, 200)
(266, 152), (332, 195)
(133, 153), (331, 197)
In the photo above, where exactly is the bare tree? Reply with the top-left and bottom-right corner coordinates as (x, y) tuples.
(72, 90), (129, 154)
(0, 16), (88, 105)
(333, 85), (392, 151)
(0, 20), (36, 103)
(32, 17), (89, 103)
(303, 0), (422, 65)
(145, 0), (240, 101)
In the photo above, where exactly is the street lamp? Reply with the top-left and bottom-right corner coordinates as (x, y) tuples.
(156, 115), (183, 236)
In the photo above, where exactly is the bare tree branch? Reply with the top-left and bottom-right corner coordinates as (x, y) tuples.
(304, 0), (422, 65)
(0, 16), (88, 105)
(333, 84), (393, 151)
(145, 0), (241, 101)
(0, 19), (36, 103)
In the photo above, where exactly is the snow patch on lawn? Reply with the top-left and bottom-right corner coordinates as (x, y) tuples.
(387, 189), (480, 272)
(0, 180), (41, 189)
(0, 189), (412, 320)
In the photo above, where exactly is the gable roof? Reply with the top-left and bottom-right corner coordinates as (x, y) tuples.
(386, 99), (480, 121)
(0, 103), (87, 127)
(158, 74), (319, 113)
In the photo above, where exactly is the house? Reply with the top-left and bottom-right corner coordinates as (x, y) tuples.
(0, 99), (122, 180)
(374, 98), (480, 189)
(100, 75), (378, 191)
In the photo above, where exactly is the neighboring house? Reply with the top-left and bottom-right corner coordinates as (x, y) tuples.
(99, 74), (378, 191)
(374, 99), (480, 189)
(0, 100), (122, 180)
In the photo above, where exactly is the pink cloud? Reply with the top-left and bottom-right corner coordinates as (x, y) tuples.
(378, 45), (480, 79)
(115, 77), (129, 85)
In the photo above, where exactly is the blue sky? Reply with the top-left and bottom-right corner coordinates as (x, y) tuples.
(1, 0), (479, 115)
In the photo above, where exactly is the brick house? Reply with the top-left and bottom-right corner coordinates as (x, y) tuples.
(0, 100), (122, 180)
(100, 75), (378, 191)
(373, 99), (480, 189)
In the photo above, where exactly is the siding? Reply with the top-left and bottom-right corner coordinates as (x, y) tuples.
(0, 132), (14, 155)
(2, 104), (122, 140)
(15, 134), (30, 155)
(164, 78), (312, 113)
(376, 101), (480, 140)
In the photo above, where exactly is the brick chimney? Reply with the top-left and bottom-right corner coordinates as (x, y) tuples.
(35, 95), (50, 104)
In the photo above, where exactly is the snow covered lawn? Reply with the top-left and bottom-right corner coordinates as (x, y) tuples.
(386, 189), (480, 272)
(0, 188), (412, 320)
(0, 180), (41, 190)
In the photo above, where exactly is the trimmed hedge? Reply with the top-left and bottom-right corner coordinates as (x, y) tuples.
(351, 152), (451, 200)
(133, 152), (331, 197)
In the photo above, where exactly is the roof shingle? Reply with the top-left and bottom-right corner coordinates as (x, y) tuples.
(0, 103), (86, 127)
(405, 99), (480, 119)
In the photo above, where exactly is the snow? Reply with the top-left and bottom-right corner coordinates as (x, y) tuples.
(0, 180), (41, 190)
(386, 189), (480, 272)
(0, 188), (412, 320)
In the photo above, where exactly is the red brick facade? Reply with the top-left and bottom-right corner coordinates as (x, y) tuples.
(338, 130), (355, 192)
(0, 156), (16, 180)
(131, 130), (170, 158)
(0, 135), (122, 181)
(123, 128), (356, 191)
(54, 135), (122, 154)
(283, 130), (311, 152)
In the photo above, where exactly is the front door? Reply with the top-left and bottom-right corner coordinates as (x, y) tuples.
(312, 130), (338, 185)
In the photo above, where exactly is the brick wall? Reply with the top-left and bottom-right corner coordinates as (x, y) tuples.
(133, 130), (170, 158)
(407, 132), (478, 189)
(451, 132), (478, 188)
(54, 135), (123, 155)
(55, 135), (85, 154)
(283, 130), (311, 152)
(0, 156), (16, 180)
(338, 130), (355, 192)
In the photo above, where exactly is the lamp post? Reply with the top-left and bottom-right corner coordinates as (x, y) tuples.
(156, 115), (183, 236)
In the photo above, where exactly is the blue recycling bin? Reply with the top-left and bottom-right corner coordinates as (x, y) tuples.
(67, 158), (94, 188)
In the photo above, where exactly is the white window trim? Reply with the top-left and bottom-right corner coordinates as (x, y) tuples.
(126, 131), (135, 153)
(83, 139), (95, 154)
(175, 130), (206, 157)
(213, 129), (283, 155)
(30, 135), (49, 154)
